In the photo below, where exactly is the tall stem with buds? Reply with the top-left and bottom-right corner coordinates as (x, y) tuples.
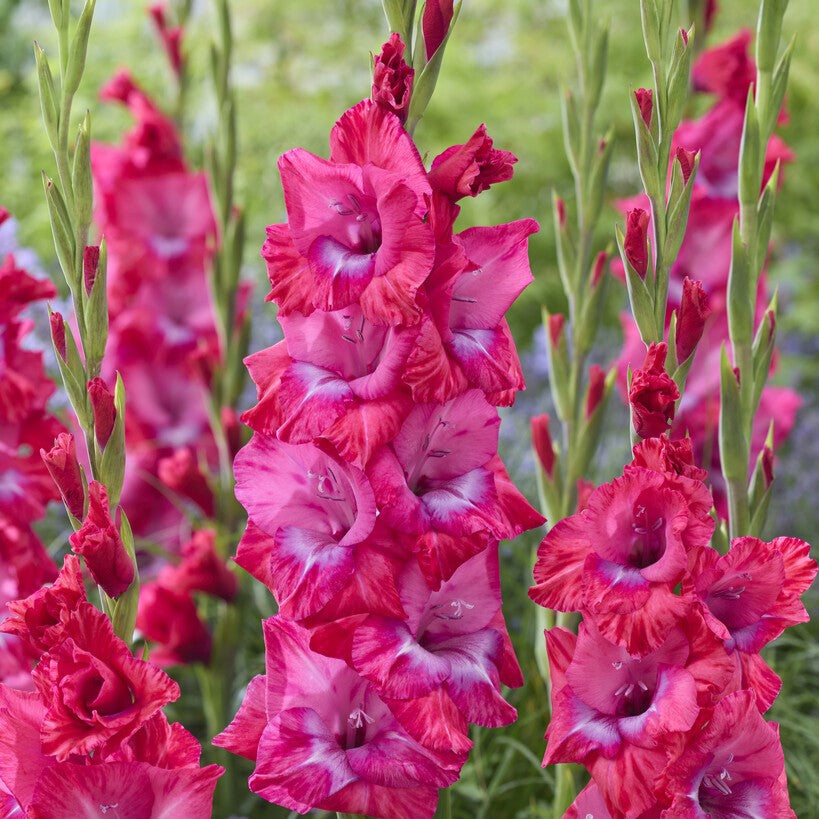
(720, 0), (791, 540)
(36, 0), (138, 644)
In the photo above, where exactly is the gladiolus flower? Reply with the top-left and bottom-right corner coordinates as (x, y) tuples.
(629, 342), (680, 439)
(158, 529), (237, 602)
(32, 601), (179, 760)
(69, 481), (134, 598)
(136, 583), (212, 667)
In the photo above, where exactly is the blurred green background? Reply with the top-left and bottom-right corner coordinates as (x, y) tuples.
(1, 1), (817, 816)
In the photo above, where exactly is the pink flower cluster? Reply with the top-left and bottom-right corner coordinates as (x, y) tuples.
(617, 30), (799, 515)
(530, 437), (816, 816)
(216, 41), (543, 817)
(0, 555), (222, 815)
(91, 71), (225, 551)
(0, 224), (63, 690)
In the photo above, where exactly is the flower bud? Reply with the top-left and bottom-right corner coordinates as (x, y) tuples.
(40, 432), (85, 520)
(624, 208), (650, 279)
(591, 250), (608, 288)
(585, 364), (606, 419)
(0, 206), (9, 226)
(87, 377), (116, 447)
(372, 33), (414, 124)
(555, 197), (567, 230)
(629, 342), (680, 439)
(149, 3), (183, 76)
(675, 147), (697, 185)
(634, 88), (653, 128)
(548, 314), (566, 348)
(69, 481), (134, 598)
(761, 444), (774, 488)
(83, 244), (99, 295)
(50, 310), (67, 361)
(157, 448), (215, 518)
(531, 414), (555, 478)
(422, 0), (455, 61)
(676, 278), (710, 363)
(428, 125), (517, 201)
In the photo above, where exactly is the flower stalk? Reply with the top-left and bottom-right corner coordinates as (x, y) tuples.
(721, 0), (791, 540)
(36, 0), (138, 643)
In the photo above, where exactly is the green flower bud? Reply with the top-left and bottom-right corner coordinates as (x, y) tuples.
(639, 0), (662, 64)
(72, 111), (93, 238)
(64, 0), (97, 98)
(543, 309), (571, 424)
(84, 239), (108, 378)
(33, 42), (59, 152)
(718, 346), (747, 482)
(755, 0), (787, 73)
(617, 224), (657, 344)
(628, 87), (660, 202)
(98, 373), (126, 507)
(110, 510), (140, 644)
(726, 220), (754, 362)
(42, 173), (77, 289)
(737, 89), (761, 213)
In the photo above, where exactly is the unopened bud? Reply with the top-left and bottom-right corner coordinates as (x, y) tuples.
(531, 414), (555, 479)
(87, 377), (116, 447)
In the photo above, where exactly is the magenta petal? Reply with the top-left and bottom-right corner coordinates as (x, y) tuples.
(452, 219), (539, 329)
(277, 362), (354, 442)
(345, 726), (456, 789)
(213, 675), (267, 761)
(351, 618), (451, 698)
(307, 235), (377, 308)
(435, 629), (516, 727)
(581, 552), (652, 615)
(0, 687), (51, 809)
(545, 686), (621, 764)
(392, 390), (500, 482)
(447, 325), (524, 398)
(273, 527), (356, 620)
(421, 468), (501, 535)
(250, 707), (354, 809)
(320, 779), (439, 819)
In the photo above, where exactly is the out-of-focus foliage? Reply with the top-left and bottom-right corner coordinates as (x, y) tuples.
(2, 2), (816, 816)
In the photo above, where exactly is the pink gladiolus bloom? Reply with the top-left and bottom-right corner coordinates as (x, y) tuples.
(313, 549), (522, 751)
(0, 554), (86, 655)
(0, 685), (221, 816)
(157, 529), (236, 602)
(545, 614), (733, 815)
(234, 435), (379, 619)
(266, 100), (434, 325)
(369, 390), (543, 586)
(214, 616), (459, 818)
(657, 690), (795, 817)
(692, 29), (756, 104)
(685, 536), (816, 711)
(530, 466), (714, 653)
(32, 601), (180, 760)
(404, 219), (539, 406)
(629, 343), (680, 439)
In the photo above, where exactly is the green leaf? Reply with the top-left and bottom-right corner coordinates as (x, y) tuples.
(64, 0), (97, 98)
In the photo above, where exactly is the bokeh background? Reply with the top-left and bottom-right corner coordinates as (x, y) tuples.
(2, 1), (817, 816)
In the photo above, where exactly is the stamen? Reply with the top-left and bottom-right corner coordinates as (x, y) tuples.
(348, 708), (374, 729)
(611, 661), (623, 670)
(434, 599), (475, 620)
(637, 680), (649, 691)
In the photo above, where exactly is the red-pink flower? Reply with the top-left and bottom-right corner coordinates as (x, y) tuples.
(428, 125), (517, 201)
(69, 481), (134, 598)
(676, 277), (711, 363)
(156, 447), (215, 517)
(634, 88), (653, 128)
(87, 377), (116, 447)
(629, 342), (680, 439)
(421, 0), (454, 61)
(0, 554), (86, 655)
(32, 601), (179, 759)
(136, 583), (212, 666)
(657, 690), (794, 817)
(692, 29), (756, 104)
(234, 435), (379, 619)
(530, 467), (714, 653)
(372, 33), (414, 123)
(157, 528), (237, 601)
(214, 616), (459, 818)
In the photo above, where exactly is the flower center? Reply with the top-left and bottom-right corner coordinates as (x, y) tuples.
(699, 754), (735, 803)
(329, 194), (382, 254)
(407, 416), (454, 490)
(612, 676), (652, 717)
(628, 504), (666, 568)
(432, 598), (474, 621)
(343, 706), (374, 750)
